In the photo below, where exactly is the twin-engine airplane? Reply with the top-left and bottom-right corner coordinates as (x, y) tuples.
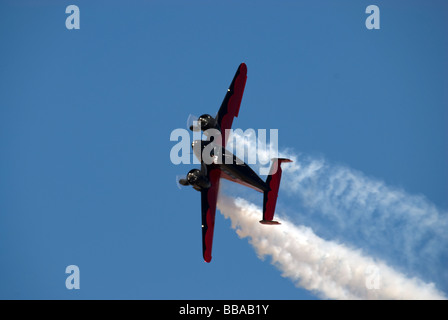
(178, 63), (292, 262)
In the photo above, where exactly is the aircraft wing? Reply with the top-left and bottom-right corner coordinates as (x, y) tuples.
(200, 167), (221, 263)
(215, 63), (247, 147)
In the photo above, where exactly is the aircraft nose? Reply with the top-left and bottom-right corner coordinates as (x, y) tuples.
(192, 140), (201, 150)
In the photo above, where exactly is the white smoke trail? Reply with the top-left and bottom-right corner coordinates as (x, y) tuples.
(279, 154), (448, 286)
(217, 196), (446, 300)
(226, 131), (448, 289)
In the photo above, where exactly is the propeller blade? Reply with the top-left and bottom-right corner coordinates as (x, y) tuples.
(176, 175), (189, 189)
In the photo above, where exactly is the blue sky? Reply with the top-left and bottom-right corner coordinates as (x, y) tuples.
(0, 1), (447, 299)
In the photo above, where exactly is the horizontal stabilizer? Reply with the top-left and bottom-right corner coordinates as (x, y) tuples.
(259, 220), (281, 225)
(262, 158), (292, 224)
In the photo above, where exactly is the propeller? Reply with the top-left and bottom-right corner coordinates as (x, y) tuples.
(176, 174), (189, 189)
(187, 114), (200, 131)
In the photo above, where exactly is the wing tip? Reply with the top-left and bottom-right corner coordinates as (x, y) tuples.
(239, 62), (247, 74)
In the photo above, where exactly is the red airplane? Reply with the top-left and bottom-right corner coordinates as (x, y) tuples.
(178, 63), (292, 262)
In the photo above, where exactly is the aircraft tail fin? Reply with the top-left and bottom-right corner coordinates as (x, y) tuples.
(260, 158), (292, 225)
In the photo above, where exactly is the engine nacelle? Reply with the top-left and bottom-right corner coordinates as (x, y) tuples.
(198, 114), (219, 131)
(187, 169), (211, 191)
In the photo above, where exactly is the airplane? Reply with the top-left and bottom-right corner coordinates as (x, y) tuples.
(178, 63), (292, 263)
